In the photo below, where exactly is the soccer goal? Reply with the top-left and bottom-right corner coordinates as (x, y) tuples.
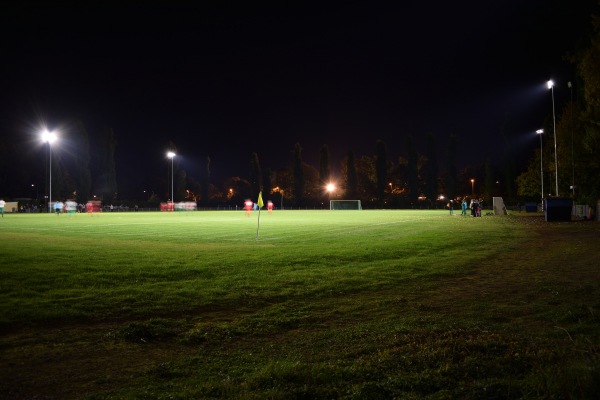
(330, 200), (362, 210)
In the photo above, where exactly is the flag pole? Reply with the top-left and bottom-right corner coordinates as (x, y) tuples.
(256, 207), (261, 240)
(255, 191), (264, 241)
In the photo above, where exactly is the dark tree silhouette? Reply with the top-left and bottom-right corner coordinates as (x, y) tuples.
(293, 143), (304, 206)
(375, 140), (387, 206)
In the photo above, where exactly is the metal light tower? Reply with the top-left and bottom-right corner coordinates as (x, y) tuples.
(167, 151), (176, 202)
(568, 81), (575, 199)
(547, 80), (558, 196)
(41, 130), (57, 212)
(536, 129), (544, 201)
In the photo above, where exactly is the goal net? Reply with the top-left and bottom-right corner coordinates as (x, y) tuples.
(330, 200), (362, 210)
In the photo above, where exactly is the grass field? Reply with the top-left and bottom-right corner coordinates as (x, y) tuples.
(0, 210), (599, 399)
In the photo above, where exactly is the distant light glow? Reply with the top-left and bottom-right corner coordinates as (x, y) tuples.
(547, 80), (554, 89)
(536, 129), (544, 134)
(326, 183), (335, 192)
(167, 151), (176, 158)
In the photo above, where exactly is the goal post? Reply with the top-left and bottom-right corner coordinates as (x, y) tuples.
(330, 200), (362, 210)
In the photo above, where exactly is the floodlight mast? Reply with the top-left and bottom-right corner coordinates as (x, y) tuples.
(536, 129), (544, 204)
(568, 81), (574, 199)
(167, 151), (176, 203)
(547, 80), (558, 196)
(41, 130), (57, 213)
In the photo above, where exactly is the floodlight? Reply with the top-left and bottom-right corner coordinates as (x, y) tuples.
(41, 129), (57, 144)
(167, 151), (176, 158)
(536, 129), (544, 134)
(547, 80), (554, 89)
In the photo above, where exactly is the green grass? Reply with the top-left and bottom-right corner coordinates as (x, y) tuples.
(0, 210), (599, 399)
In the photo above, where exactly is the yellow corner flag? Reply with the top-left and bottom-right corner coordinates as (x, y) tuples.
(257, 191), (264, 208)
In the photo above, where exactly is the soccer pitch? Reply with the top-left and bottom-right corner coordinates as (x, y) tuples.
(1, 210), (599, 399)
(2, 209), (498, 323)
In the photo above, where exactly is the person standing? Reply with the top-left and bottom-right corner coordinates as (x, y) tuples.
(244, 199), (253, 217)
(54, 200), (62, 215)
(449, 199), (454, 215)
(461, 199), (468, 216)
(0, 199), (5, 218)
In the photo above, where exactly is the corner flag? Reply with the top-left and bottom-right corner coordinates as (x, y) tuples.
(256, 192), (264, 240)
(257, 192), (264, 208)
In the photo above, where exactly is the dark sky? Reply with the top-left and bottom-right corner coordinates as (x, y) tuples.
(1, 1), (597, 195)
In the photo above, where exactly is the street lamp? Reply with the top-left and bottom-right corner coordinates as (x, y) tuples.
(536, 129), (544, 202)
(167, 151), (176, 202)
(41, 129), (57, 213)
(547, 80), (558, 196)
(470, 179), (475, 195)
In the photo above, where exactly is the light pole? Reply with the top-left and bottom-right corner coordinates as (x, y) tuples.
(470, 179), (475, 195)
(536, 129), (544, 202)
(568, 81), (575, 199)
(167, 151), (176, 202)
(548, 80), (558, 196)
(41, 129), (57, 213)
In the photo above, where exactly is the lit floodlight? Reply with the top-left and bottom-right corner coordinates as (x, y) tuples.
(41, 129), (57, 143)
(167, 151), (176, 158)
(536, 129), (544, 134)
(326, 183), (335, 192)
(547, 80), (554, 89)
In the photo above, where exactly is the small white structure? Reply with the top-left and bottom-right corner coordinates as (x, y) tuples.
(493, 197), (508, 215)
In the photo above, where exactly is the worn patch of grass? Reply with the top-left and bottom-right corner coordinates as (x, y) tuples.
(0, 210), (599, 399)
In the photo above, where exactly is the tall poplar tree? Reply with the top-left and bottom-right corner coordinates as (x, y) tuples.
(95, 127), (117, 203)
(262, 168), (272, 202)
(484, 158), (494, 203)
(345, 149), (358, 199)
(201, 156), (210, 205)
(375, 140), (387, 206)
(445, 134), (458, 200)
(293, 143), (304, 206)
(406, 135), (419, 206)
(425, 133), (438, 205)
(319, 144), (331, 185)
(502, 114), (517, 201)
(73, 121), (92, 203)
(249, 152), (262, 198)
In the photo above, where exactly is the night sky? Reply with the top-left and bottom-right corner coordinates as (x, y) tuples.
(1, 1), (597, 198)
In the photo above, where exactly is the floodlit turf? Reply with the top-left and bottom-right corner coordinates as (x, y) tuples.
(0, 210), (599, 399)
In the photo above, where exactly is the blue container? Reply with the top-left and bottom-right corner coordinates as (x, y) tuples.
(525, 203), (537, 212)
(544, 198), (573, 222)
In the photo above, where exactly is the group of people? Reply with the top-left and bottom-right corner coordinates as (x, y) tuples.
(53, 200), (79, 215)
(449, 198), (482, 217)
(243, 199), (274, 217)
